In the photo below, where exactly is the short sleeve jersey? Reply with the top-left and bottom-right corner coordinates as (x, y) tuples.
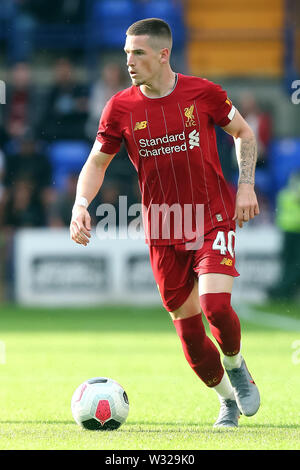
(96, 73), (236, 245)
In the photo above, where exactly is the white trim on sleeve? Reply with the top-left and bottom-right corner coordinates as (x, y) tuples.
(228, 105), (236, 121)
(92, 139), (103, 152)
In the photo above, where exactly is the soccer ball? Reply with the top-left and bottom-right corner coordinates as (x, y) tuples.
(71, 377), (129, 430)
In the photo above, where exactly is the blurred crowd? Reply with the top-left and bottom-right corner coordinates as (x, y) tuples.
(0, 58), (141, 231)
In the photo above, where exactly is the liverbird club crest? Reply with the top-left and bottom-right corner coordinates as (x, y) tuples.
(184, 104), (196, 127)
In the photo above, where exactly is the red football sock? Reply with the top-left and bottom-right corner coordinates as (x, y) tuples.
(199, 293), (241, 357)
(173, 313), (224, 387)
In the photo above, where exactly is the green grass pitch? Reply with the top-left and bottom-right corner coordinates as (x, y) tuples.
(0, 302), (299, 450)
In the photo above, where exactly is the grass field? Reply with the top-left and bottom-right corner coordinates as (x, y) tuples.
(0, 302), (299, 450)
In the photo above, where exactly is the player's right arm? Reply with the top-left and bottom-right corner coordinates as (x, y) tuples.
(70, 141), (116, 246)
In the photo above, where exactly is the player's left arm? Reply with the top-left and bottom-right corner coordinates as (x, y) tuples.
(222, 109), (260, 228)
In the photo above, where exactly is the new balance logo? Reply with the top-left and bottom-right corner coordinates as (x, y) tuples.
(134, 121), (147, 131)
(188, 129), (199, 149)
(220, 257), (233, 266)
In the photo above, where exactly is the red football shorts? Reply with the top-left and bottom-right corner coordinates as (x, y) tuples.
(149, 224), (240, 312)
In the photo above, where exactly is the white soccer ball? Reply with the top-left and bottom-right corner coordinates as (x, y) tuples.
(71, 377), (129, 430)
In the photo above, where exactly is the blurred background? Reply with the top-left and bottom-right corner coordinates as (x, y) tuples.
(0, 0), (299, 307)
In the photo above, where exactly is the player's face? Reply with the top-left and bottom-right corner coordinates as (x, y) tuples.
(124, 35), (162, 86)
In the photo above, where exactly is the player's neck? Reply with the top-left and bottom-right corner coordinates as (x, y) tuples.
(140, 70), (177, 98)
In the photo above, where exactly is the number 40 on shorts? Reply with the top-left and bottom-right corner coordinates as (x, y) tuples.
(212, 230), (236, 257)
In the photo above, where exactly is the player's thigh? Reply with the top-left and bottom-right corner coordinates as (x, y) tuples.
(169, 279), (201, 320)
(193, 224), (239, 295)
(198, 273), (234, 296)
(149, 244), (196, 316)
(169, 273), (234, 320)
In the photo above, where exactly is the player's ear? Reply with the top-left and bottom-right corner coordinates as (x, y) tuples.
(159, 48), (170, 64)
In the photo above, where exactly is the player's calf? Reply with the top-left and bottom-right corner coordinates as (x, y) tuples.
(172, 313), (224, 387)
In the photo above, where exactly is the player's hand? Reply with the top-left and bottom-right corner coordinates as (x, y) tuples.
(233, 183), (260, 228)
(70, 205), (91, 246)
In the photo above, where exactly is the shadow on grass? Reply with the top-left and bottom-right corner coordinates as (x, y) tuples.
(0, 420), (299, 431)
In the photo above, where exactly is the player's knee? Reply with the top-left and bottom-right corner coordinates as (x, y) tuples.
(173, 313), (206, 344)
(199, 292), (233, 326)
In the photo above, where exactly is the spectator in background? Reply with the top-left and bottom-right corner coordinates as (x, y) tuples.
(85, 62), (129, 141)
(268, 172), (300, 300)
(2, 176), (46, 228)
(4, 62), (37, 140)
(39, 57), (88, 141)
(4, 132), (52, 191)
(3, 132), (55, 224)
(238, 92), (272, 169)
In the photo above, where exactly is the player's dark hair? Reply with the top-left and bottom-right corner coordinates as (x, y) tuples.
(126, 18), (172, 48)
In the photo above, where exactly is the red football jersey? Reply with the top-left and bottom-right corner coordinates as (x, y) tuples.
(96, 73), (236, 245)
